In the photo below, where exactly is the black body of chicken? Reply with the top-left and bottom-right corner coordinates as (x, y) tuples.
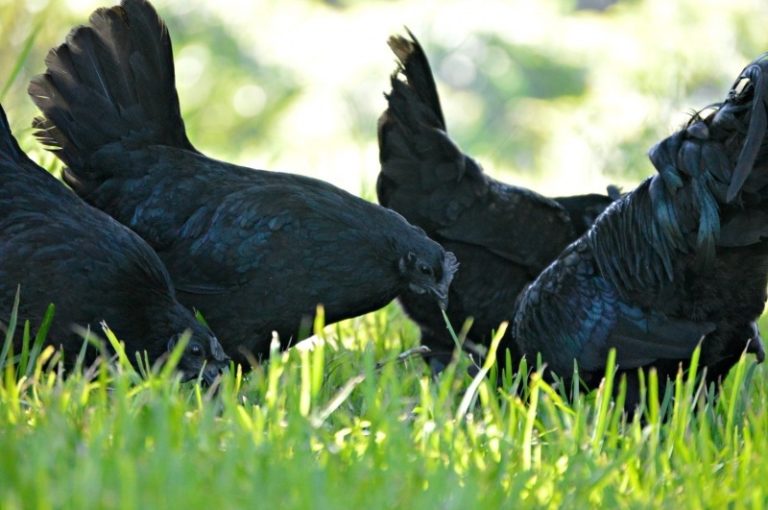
(0, 105), (228, 383)
(29, 0), (456, 365)
(512, 56), (768, 409)
(377, 32), (615, 371)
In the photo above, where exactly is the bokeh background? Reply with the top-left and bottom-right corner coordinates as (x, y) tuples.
(2, 0), (768, 199)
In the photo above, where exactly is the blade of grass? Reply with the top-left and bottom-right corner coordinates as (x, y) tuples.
(0, 21), (42, 101)
(0, 287), (21, 370)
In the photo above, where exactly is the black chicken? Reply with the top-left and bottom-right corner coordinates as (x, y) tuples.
(377, 32), (616, 371)
(511, 55), (768, 409)
(28, 0), (457, 365)
(0, 104), (228, 383)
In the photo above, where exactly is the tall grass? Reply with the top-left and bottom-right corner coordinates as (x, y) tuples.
(0, 300), (766, 509)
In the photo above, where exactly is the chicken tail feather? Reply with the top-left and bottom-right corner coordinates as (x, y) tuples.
(28, 0), (193, 178)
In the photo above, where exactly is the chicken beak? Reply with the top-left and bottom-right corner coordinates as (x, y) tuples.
(202, 360), (229, 386)
(747, 322), (765, 363)
(433, 287), (449, 310)
(209, 335), (230, 363)
(435, 251), (458, 310)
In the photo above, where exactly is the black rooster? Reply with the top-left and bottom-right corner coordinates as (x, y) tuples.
(0, 105), (228, 383)
(377, 32), (616, 371)
(511, 56), (768, 409)
(28, 0), (457, 365)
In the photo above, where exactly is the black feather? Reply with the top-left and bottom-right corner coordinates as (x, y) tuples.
(0, 104), (228, 381)
(514, 55), (768, 411)
(376, 31), (618, 369)
(727, 56), (768, 201)
(29, 0), (456, 365)
(27, 0), (194, 179)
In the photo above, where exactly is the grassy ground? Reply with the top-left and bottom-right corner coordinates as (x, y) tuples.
(1, 301), (767, 509)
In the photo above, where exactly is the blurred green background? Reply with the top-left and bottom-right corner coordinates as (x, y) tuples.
(2, 0), (768, 198)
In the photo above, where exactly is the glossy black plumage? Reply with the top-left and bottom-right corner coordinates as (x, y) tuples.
(0, 105), (228, 382)
(512, 56), (768, 409)
(377, 32), (616, 371)
(29, 0), (457, 365)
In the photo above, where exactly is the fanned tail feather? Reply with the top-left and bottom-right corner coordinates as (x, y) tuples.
(28, 0), (193, 190)
(386, 30), (446, 130)
(377, 30), (476, 211)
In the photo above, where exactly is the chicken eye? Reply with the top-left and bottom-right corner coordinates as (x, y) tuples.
(189, 343), (203, 356)
(419, 263), (432, 276)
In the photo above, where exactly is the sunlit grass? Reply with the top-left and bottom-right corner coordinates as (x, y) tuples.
(1, 302), (767, 508)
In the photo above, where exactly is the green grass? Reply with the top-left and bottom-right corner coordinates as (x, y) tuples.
(1, 303), (767, 509)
